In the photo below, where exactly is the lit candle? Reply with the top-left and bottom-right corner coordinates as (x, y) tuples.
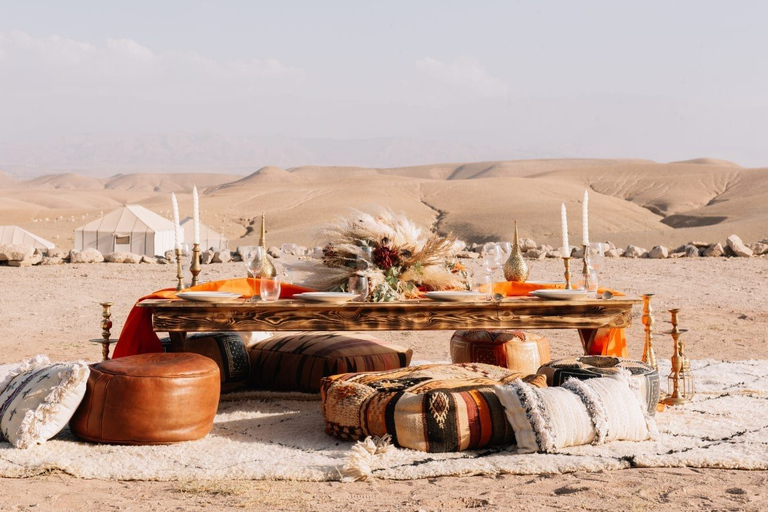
(171, 192), (181, 251)
(192, 185), (200, 245)
(561, 203), (569, 257)
(582, 189), (589, 246)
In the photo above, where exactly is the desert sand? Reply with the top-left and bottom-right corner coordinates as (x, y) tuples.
(1, 158), (767, 252)
(1, 158), (767, 511)
(1, 256), (767, 511)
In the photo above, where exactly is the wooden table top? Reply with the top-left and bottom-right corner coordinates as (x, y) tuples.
(139, 296), (640, 332)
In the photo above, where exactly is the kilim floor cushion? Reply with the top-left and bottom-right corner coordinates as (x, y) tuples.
(161, 333), (251, 393)
(537, 356), (661, 416)
(450, 330), (551, 373)
(249, 332), (413, 393)
(321, 363), (546, 453)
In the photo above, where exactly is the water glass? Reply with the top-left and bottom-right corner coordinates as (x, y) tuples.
(348, 275), (370, 301)
(473, 271), (493, 300)
(259, 277), (281, 302)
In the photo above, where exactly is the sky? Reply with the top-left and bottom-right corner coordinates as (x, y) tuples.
(1, 1), (768, 169)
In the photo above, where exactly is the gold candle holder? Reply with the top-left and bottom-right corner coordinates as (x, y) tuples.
(562, 256), (572, 290)
(190, 243), (202, 287)
(641, 293), (657, 371)
(89, 301), (117, 361)
(581, 243), (593, 291)
(661, 308), (694, 406)
(175, 248), (184, 291)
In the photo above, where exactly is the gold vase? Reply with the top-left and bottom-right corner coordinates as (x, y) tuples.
(258, 212), (277, 278)
(503, 221), (529, 282)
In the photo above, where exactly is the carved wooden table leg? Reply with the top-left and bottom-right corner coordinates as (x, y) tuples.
(168, 332), (187, 352)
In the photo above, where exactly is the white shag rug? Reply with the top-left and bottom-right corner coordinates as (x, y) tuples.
(1, 359), (767, 481)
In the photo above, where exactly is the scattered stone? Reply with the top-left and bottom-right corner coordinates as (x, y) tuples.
(571, 247), (584, 259)
(688, 241), (710, 249)
(310, 246), (324, 258)
(69, 248), (104, 263)
(104, 252), (143, 263)
(752, 242), (768, 256)
(201, 249), (215, 264)
(684, 244), (700, 258)
(212, 250), (231, 263)
(8, 249), (43, 267)
(0, 244), (34, 262)
(605, 248), (621, 258)
(40, 256), (64, 265)
(456, 250), (479, 259)
(164, 249), (175, 261)
(726, 234), (753, 257)
(267, 246), (280, 258)
(46, 247), (67, 258)
(518, 237), (537, 252)
(648, 246), (669, 259)
(235, 246), (256, 262)
(623, 245), (648, 258)
(703, 242), (725, 257)
(523, 249), (547, 260)
(296, 245), (308, 256)
(140, 255), (158, 264)
(545, 249), (562, 258)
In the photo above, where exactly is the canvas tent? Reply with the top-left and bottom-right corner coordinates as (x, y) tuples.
(0, 226), (55, 250)
(74, 205), (177, 257)
(180, 217), (229, 251)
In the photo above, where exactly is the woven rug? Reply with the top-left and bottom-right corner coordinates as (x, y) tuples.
(1, 360), (767, 481)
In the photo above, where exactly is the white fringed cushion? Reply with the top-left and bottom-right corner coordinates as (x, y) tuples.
(0, 356), (90, 449)
(495, 374), (655, 453)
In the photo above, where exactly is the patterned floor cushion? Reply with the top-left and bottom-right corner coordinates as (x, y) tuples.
(321, 363), (546, 453)
(537, 356), (661, 416)
(249, 332), (413, 393)
(161, 333), (251, 392)
(450, 330), (550, 373)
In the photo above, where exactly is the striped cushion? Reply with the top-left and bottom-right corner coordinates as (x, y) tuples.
(161, 333), (251, 393)
(321, 363), (546, 453)
(249, 332), (412, 393)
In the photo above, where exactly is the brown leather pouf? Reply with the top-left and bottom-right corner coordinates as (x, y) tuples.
(70, 353), (220, 445)
(450, 330), (551, 374)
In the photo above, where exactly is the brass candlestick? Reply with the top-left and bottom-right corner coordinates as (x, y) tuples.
(661, 308), (694, 406)
(562, 257), (572, 289)
(581, 243), (593, 291)
(89, 301), (117, 360)
(175, 248), (184, 291)
(641, 294), (657, 371)
(190, 243), (202, 287)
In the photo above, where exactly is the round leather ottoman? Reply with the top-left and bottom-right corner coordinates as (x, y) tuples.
(70, 353), (220, 445)
(537, 356), (660, 416)
(450, 330), (550, 374)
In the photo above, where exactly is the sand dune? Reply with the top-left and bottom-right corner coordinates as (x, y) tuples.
(0, 158), (765, 250)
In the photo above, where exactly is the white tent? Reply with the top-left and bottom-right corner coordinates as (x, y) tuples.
(0, 226), (55, 250)
(74, 205), (177, 257)
(180, 217), (229, 251)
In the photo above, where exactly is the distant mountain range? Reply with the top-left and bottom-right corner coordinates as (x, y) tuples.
(0, 133), (571, 178)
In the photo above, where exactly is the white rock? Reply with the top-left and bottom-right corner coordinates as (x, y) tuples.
(752, 242), (768, 256)
(604, 248), (621, 258)
(164, 249), (175, 261)
(623, 245), (648, 258)
(40, 256), (64, 265)
(518, 237), (537, 252)
(105, 252), (143, 263)
(310, 246), (324, 258)
(0, 244), (34, 261)
(726, 235), (753, 257)
(235, 246), (256, 262)
(213, 250), (231, 263)
(69, 248), (104, 263)
(268, 246), (280, 258)
(46, 247), (67, 258)
(8, 250), (42, 267)
(140, 255), (158, 264)
(703, 242), (725, 257)
(648, 246), (669, 259)
(684, 244), (700, 258)
(523, 249), (547, 260)
(201, 249), (215, 264)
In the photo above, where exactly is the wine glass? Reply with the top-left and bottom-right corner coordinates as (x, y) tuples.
(259, 276), (281, 302)
(587, 242), (606, 271)
(244, 247), (266, 301)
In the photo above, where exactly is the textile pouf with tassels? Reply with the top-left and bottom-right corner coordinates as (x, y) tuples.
(537, 356), (661, 416)
(321, 363), (546, 453)
(249, 332), (412, 393)
(450, 330), (550, 373)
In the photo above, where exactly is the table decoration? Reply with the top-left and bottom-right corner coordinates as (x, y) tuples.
(317, 210), (466, 301)
(190, 185), (202, 286)
(257, 212), (277, 278)
(88, 301), (117, 361)
(503, 220), (529, 282)
(641, 293), (658, 371)
(171, 192), (184, 291)
(662, 308), (694, 405)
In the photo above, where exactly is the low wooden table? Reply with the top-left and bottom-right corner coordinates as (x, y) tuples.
(138, 296), (640, 355)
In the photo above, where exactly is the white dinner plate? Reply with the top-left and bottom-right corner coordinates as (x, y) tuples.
(425, 291), (485, 302)
(176, 291), (243, 302)
(530, 289), (591, 301)
(294, 292), (359, 303)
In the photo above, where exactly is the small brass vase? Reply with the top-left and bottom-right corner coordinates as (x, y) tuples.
(503, 221), (529, 282)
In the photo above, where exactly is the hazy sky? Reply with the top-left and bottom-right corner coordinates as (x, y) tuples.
(2, 1), (768, 167)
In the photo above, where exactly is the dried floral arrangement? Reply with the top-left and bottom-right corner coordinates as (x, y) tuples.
(314, 210), (467, 301)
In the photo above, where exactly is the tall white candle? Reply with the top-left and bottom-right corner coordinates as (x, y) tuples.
(171, 192), (181, 251)
(582, 189), (589, 246)
(192, 185), (200, 245)
(561, 203), (569, 257)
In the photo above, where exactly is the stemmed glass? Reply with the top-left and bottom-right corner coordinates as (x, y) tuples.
(244, 247), (266, 301)
(483, 244), (503, 297)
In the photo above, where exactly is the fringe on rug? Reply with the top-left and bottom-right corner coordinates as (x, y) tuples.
(340, 434), (394, 482)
